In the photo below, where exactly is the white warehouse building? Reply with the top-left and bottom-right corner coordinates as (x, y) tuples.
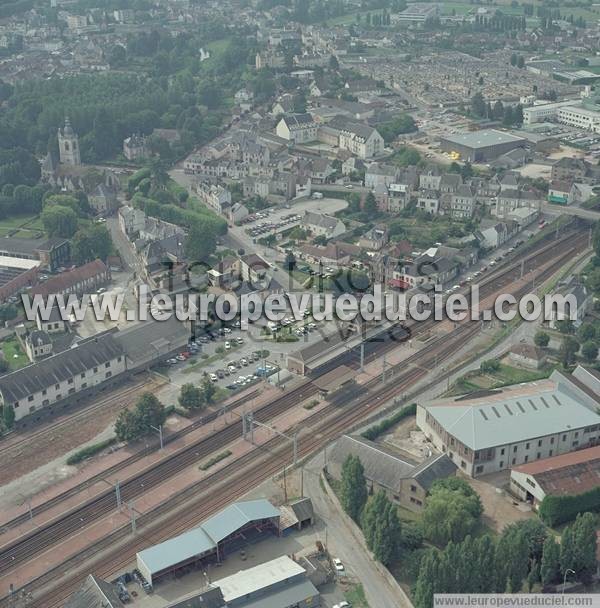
(416, 367), (600, 477)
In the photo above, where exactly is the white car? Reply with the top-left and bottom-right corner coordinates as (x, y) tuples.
(225, 341), (231, 350)
(333, 602), (351, 608)
(333, 558), (344, 572)
(209, 373), (218, 382)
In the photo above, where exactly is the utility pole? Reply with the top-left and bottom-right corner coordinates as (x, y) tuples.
(360, 342), (365, 372)
(128, 501), (136, 535)
(150, 424), (163, 450)
(382, 353), (387, 384)
(115, 480), (121, 510)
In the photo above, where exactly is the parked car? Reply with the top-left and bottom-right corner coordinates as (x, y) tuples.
(209, 373), (218, 382)
(333, 558), (344, 572)
(225, 341), (231, 350)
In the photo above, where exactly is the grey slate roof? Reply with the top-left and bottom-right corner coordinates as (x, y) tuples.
(0, 331), (123, 403)
(329, 435), (417, 491)
(410, 454), (457, 491)
(289, 497), (314, 523)
(65, 574), (124, 608)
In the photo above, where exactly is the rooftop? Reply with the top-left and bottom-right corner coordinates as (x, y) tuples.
(513, 445), (600, 496)
(441, 129), (526, 150)
(421, 370), (600, 450)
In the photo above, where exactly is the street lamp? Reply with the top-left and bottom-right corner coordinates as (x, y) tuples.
(562, 568), (575, 593)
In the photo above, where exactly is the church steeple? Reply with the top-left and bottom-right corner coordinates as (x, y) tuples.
(58, 116), (81, 166)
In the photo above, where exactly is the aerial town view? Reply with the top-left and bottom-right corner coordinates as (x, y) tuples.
(2, 0), (600, 607)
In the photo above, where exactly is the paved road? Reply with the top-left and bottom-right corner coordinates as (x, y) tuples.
(542, 201), (600, 221)
(304, 451), (410, 608)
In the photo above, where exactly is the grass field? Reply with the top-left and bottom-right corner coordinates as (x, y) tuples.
(0, 214), (45, 239)
(1, 338), (29, 370)
(448, 363), (553, 395)
(345, 584), (369, 607)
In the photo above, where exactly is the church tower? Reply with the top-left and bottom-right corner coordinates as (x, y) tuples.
(57, 117), (81, 166)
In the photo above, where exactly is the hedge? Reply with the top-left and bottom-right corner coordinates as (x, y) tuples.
(538, 487), (600, 526)
(361, 403), (417, 441)
(66, 437), (117, 465)
(199, 450), (232, 471)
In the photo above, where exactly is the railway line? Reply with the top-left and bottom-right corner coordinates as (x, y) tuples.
(0, 220), (590, 607)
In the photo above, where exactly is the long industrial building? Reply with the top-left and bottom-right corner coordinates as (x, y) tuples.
(416, 366), (600, 477)
(439, 129), (527, 162)
(523, 99), (600, 132)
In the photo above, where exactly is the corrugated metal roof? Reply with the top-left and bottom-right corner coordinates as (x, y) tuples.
(202, 499), (280, 544)
(137, 527), (216, 576)
(64, 574), (124, 608)
(137, 499), (280, 577)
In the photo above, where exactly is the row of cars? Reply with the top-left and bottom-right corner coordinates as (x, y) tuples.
(246, 213), (301, 238)
(208, 351), (266, 382)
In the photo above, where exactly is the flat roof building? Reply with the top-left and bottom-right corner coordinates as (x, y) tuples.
(439, 129), (527, 162)
(417, 367), (600, 477)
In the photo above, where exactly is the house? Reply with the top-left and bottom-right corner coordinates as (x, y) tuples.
(123, 134), (150, 161)
(569, 182), (595, 205)
(393, 252), (459, 289)
(419, 166), (442, 191)
(510, 446), (600, 508)
(439, 173), (462, 194)
(358, 224), (388, 251)
(417, 191), (439, 214)
(302, 211), (346, 239)
(24, 330), (53, 361)
(325, 116), (384, 159)
(548, 180), (571, 205)
(365, 162), (398, 190)
(496, 189), (541, 219)
(89, 183), (118, 215)
(118, 205), (146, 236)
(327, 434), (457, 512)
(276, 113), (318, 144)
(548, 276), (590, 329)
(508, 343), (547, 370)
(227, 203), (249, 225)
(450, 184), (476, 219)
(416, 367), (600, 477)
(194, 183), (232, 215)
(36, 303), (67, 334)
(477, 220), (518, 250)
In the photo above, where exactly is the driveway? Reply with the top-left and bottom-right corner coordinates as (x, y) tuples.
(304, 451), (411, 608)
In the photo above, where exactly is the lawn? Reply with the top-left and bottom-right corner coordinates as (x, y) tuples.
(345, 584), (369, 607)
(448, 363), (553, 396)
(0, 213), (46, 239)
(1, 338), (29, 370)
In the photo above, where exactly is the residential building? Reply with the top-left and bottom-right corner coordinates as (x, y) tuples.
(123, 134), (150, 161)
(450, 184), (476, 219)
(89, 183), (118, 215)
(302, 211), (346, 239)
(0, 331), (125, 422)
(31, 259), (110, 298)
(327, 434), (457, 512)
(416, 368), (600, 477)
(194, 182), (232, 215)
(23, 330), (53, 361)
(548, 276), (590, 329)
(276, 113), (318, 144)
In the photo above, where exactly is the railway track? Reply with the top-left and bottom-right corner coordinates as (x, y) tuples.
(0, 223), (582, 608)
(0, 221), (590, 606)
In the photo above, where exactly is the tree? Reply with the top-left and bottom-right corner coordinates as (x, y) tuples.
(2, 404), (14, 430)
(555, 319), (574, 334)
(421, 478), (483, 545)
(576, 322), (596, 342)
(71, 224), (112, 264)
(185, 221), (217, 262)
(364, 191), (378, 216)
(329, 54), (339, 71)
(201, 374), (216, 404)
(115, 408), (143, 442)
(41, 205), (78, 238)
(559, 336), (579, 367)
(284, 250), (297, 272)
(563, 512), (597, 584)
(534, 331), (550, 348)
(178, 383), (205, 410)
(340, 454), (368, 521)
(413, 549), (440, 608)
(581, 340), (598, 363)
(135, 392), (167, 430)
(480, 359), (500, 373)
(372, 495), (402, 565)
(471, 92), (487, 118)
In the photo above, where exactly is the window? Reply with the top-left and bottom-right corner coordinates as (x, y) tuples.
(512, 458), (516, 465)
(500, 448), (505, 455)
(55, 383), (60, 390)
(461, 460), (466, 469)
(117, 356), (122, 362)
(526, 478), (536, 488)
(550, 437), (554, 444)
(42, 389), (46, 396)
(549, 450), (553, 457)
(80, 373), (85, 379)
(68, 378), (73, 385)
(513, 446), (517, 453)
(537, 452), (541, 459)
(524, 455), (529, 463)
(105, 362), (110, 368)
(562, 434), (567, 442)
(475, 465), (484, 474)
(525, 442), (530, 449)
(538, 439), (542, 447)
(93, 367), (98, 373)
(499, 461), (504, 468)
(82, 383), (87, 389)
(105, 371), (112, 379)
(27, 395), (34, 402)
(574, 431), (579, 438)
(410, 485), (417, 493)
(68, 388), (75, 395)
(573, 440), (579, 447)
(13, 401), (19, 408)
